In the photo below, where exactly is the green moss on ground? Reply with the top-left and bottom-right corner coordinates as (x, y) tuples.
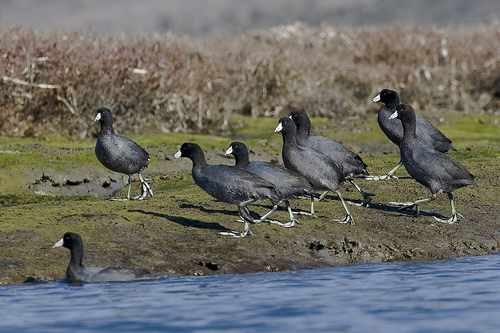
(0, 114), (499, 285)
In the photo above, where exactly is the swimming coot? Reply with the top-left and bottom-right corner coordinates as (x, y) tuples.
(94, 107), (153, 200)
(275, 117), (354, 225)
(289, 110), (373, 206)
(388, 104), (477, 223)
(53, 232), (154, 283)
(174, 142), (284, 237)
(369, 89), (456, 180)
(225, 141), (316, 226)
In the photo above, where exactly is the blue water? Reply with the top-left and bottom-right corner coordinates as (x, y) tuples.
(2, 254), (500, 333)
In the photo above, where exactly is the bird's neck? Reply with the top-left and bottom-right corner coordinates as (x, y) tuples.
(100, 123), (114, 135)
(295, 124), (310, 139)
(191, 151), (208, 170)
(402, 116), (417, 141)
(386, 97), (400, 110)
(70, 247), (84, 268)
(234, 156), (250, 168)
(282, 131), (298, 147)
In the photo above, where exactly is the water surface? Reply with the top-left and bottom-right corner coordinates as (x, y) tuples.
(2, 254), (500, 332)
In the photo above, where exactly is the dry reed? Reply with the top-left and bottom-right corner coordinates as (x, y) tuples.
(0, 23), (499, 138)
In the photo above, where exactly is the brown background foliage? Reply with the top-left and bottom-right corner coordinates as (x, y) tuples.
(1, 23), (499, 138)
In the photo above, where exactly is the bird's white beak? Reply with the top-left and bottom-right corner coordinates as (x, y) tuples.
(173, 150), (182, 159)
(52, 238), (64, 248)
(389, 110), (398, 119)
(225, 146), (233, 155)
(275, 123), (283, 132)
(94, 113), (101, 122)
(371, 94), (381, 103)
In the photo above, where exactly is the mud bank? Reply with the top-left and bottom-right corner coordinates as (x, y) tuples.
(1, 114), (499, 285)
(1, 142), (499, 285)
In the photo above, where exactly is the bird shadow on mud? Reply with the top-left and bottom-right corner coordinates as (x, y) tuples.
(178, 203), (241, 216)
(369, 201), (449, 219)
(319, 193), (449, 220)
(179, 202), (294, 220)
(179, 201), (291, 214)
(128, 209), (234, 233)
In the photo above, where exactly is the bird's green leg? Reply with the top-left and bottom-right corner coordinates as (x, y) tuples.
(364, 161), (402, 181)
(332, 191), (355, 225)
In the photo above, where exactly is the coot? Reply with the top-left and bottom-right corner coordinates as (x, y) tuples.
(53, 232), (154, 283)
(289, 110), (373, 206)
(226, 141), (315, 226)
(388, 104), (477, 223)
(94, 107), (153, 200)
(369, 89), (456, 180)
(174, 142), (284, 237)
(275, 117), (354, 225)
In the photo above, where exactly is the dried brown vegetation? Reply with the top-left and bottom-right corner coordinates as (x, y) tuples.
(1, 23), (499, 138)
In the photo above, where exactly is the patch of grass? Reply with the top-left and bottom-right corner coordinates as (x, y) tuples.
(1, 113), (498, 197)
(448, 147), (500, 163)
(0, 149), (98, 170)
(438, 115), (500, 149)
(154, 174), (196, 192)
(133, 132), (236, 150)
(0, 194), (97, 207)
(0, 136), (94, 149)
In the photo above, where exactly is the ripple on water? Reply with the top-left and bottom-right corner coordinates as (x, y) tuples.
(1, 254), (500, 332)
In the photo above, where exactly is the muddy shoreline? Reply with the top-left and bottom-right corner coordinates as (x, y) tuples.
(1, 133), (498, 285)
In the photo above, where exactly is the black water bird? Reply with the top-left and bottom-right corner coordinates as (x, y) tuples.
(369, 89), (456, 180)
(174, 142), (284, 237)
(94, 107), (153, 200)
(289, 110), (373, 206)
(53, 232), (155, 283)
(388, 104), (477, 223)
(225, 141), (315, 226)
(275, 117), (354, 225)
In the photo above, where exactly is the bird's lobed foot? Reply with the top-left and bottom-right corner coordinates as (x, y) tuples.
(293, 210), (316, 218)
(219, 229), (253, 238)
(433, 214), (459, 224)
(386, 201), (416, 208)
(332, 215), (355, 225)
(282, 219), (300, 228)
(364, 174), (398, 181)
